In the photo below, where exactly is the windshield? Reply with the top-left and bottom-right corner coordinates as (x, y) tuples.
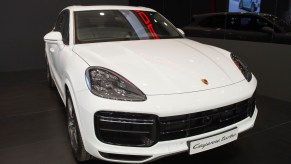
(74, 10), (182, 44)
(263, 15), (291, 32)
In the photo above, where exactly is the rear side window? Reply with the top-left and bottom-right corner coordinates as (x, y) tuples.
(226, 16), (241, 30)
(256, 17), (280, 32)
(226, 15), (255, 31)
(226, 15), (275, 32)
(199, 16), (226, 29)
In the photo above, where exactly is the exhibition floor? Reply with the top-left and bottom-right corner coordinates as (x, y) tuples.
(0, 69), (291, 164)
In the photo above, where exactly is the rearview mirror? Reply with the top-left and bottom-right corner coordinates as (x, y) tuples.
(177, 28), (185, 37)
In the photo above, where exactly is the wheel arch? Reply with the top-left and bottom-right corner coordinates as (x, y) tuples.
(64, 80), (92, 160)
(64, 79), (82, 125)
(64, 79), (88, 149)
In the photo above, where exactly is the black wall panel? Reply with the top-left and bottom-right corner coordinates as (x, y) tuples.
(0, 0), (128, 72)
(129, 0), (290, 27)
(129, 0), (229, 27)
(130, 0), (164, 14)
(1, 0), (290, 72)
(163, 0), (192, 28)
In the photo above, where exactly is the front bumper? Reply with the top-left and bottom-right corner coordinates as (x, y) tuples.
(75, 79), (257, 163)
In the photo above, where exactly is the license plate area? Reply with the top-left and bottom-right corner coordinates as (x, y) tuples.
(189, 128), (238, 155)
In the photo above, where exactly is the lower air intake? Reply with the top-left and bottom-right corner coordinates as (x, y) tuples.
(94, 95), (256, 147)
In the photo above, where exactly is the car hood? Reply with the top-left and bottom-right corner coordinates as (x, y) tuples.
(73, 39), (245, 95)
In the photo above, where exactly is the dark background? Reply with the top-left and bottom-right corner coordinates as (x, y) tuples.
(0, 0), (289, 72)
(0, 0), (128, 72)
(129, 0), (290, 28)
(0, 2), (291, 163)
(0, 0), (290, 103)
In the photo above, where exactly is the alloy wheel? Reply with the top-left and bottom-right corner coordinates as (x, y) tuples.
(46, 62), (55, 88)
(67, 98), (79, 152)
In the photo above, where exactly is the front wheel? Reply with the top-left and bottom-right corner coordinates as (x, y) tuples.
(66, 93), (92, 161)
(46, 60), (55, 89)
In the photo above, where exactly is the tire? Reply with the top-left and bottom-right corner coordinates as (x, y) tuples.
(239, 1), (243, 9)
(66, 93), (92, 161)
(46, 60), (55, 89)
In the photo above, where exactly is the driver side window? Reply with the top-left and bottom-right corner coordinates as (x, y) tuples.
(54, 10), (70, 45)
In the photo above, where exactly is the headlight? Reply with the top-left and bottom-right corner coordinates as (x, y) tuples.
(85, 67), (147, 101)
(231, 54), (252, 82)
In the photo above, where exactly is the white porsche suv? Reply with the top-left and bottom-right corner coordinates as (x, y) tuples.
(44, 5), (258, 163)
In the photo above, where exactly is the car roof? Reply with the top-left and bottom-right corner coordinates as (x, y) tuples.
(64, 5), (156, 12)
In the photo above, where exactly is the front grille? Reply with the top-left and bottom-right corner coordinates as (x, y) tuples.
(94, 96), (256, 147)
(159, 98), (254, 141)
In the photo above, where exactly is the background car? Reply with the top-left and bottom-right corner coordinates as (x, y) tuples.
(183, 12), (291, 44)
(239, 0), (260, 12)
(44, 6), (258, 163)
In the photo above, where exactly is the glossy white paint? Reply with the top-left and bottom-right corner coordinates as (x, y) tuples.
(44, 5), (258, 163)
(73, 39), (246, 95)
(66, 5), (156, 12)
(44, 31), (63, 42)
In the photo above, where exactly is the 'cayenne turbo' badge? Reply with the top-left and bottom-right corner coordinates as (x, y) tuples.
(201, 79), (209, 85)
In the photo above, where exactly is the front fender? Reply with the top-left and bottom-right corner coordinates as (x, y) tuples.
(63, 51), (90, 149)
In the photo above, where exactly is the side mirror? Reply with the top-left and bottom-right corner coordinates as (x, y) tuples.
(261, 26), (274, 34)
(44, 31), (64, 49)
(44, 31), (63, 42)
(177, 28), (185, 37)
